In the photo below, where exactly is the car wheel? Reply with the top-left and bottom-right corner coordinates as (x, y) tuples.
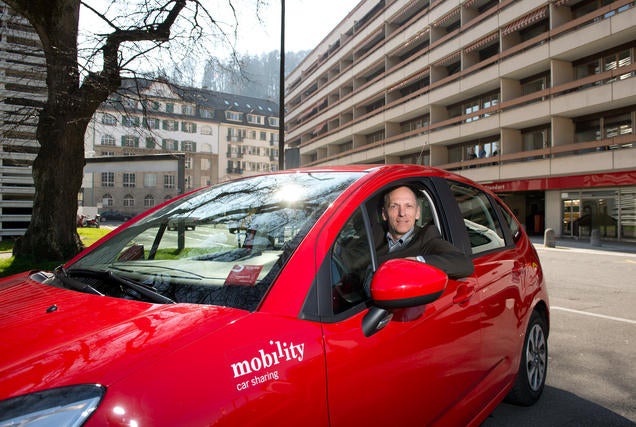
(506, 310), (548, 406)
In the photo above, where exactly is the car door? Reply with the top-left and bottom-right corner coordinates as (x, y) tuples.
(445, 179), (527, 398)
(315, 180), (484, 426)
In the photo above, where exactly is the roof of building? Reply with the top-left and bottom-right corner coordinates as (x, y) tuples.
(117, 77), (279, 117)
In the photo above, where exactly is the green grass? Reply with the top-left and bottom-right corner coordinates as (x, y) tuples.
(0, 228), (112, 278)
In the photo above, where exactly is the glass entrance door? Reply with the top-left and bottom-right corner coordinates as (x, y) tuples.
(562, 197), (580, 238)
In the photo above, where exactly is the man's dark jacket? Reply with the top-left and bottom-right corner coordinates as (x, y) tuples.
(375, 224), (474, 279)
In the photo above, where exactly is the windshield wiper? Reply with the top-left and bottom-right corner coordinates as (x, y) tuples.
(54, 266), (104, 296)
(108, 271), (176, 304)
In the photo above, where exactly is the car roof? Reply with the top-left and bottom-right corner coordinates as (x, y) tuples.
(282, 164), (479, 187)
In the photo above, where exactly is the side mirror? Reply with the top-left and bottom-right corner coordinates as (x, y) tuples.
(370, 258), (448, 309)
(362, 259), (448, 337)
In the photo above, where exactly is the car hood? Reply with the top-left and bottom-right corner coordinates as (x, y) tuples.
(0, 273), (248, 399)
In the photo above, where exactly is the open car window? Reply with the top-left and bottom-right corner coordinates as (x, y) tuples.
(68, 172), (362, 310)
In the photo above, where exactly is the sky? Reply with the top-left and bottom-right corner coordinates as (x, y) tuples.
(78, 0), (361, 84)
(232, 0), (361, 54)
(80, 0), (361, 57)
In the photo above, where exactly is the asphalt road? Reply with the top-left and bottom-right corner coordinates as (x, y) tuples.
(483, 244), (636, 426)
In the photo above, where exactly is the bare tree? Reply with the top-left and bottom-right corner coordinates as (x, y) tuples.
(4, 0), (258, 261)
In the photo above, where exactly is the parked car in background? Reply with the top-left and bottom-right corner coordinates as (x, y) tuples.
(99, 210), (132, 222)
(0, 165), (549, 426)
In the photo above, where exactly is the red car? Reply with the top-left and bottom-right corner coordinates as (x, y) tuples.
(0, 165), (549, 426)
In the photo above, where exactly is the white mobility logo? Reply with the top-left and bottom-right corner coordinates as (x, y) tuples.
(231, 340), (305, 391)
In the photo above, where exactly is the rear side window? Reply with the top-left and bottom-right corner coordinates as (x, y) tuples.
(497, 200), (521, 242)
(447, 181), (506, 255)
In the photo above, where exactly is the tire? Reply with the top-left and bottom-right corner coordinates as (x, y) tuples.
(506, 310), (548, 406)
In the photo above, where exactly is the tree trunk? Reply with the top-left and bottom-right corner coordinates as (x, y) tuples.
(13, 109), (87, 261)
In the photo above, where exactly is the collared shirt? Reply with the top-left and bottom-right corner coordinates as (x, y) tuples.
(386, 227), (416, 253)
(386, 227), (426, 263)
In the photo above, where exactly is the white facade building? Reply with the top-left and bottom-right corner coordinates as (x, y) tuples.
(83, 78), (280, 218)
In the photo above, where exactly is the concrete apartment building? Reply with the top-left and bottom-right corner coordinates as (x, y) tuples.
(83, 78), (280, 218)
(0, 2), (44, 240)
(285, 0), (636, 242)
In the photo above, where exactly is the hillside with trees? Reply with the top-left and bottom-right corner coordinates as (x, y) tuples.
(201, 50), (308, 100)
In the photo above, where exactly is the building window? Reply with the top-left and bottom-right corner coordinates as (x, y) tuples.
(121, 135), (138, 147)
(102, 194), (113, 207)
(400, 115), (430, 134)
(200, 108), (214, 118)
(163, 119), (179, 131)
(247, 114), (265, 125)
(182, 141), (196, 152)
(121, 116), (139, 127)
(123, 194), (135, 207)
(185, 156), (192, 169)
(182, 104), (195, 115)
(448, 137), (499, 165)
(604, 112), (632, 138)
(260, 131), (267, 141)
(268, 117), (279, 127)
(400, 151), (430, 166)
(522, 126), (551, 160)
(143, 118), (160, 129)
(453, 91), (500, 122)
(521, 72), (550, 96)
(165, 103), (174, 113)
(575, 46), (633, 84)
(366, 130), (385, 144)
(144, 194), (155, 208)
(181, 121), (197, 133)
(604, 49), (632, 81)
(145, 137), (156, 149)
(100, 134), (116, 146)
(227, 127), (245, 142)
(162, 139), (178, 150)
(164, 175), (176, 189)
(101, 172), (114, 187)
(123, 173), (136, 188)
(225, 111), (243, 121)
(102, 113), (117, 126)
(575, 118), (601, 142)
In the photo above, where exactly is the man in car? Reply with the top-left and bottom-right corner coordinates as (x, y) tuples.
(376, 185), (474, 280)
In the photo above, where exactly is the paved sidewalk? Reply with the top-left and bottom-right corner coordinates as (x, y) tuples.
(530, 236), (636, 255)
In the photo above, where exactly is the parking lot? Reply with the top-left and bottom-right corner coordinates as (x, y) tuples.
(484, 241), (636, 426)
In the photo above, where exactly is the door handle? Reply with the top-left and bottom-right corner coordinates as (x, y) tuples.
(453, 284), (475, 305)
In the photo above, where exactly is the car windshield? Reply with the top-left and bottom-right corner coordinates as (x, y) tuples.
(67, 171), (362, 310)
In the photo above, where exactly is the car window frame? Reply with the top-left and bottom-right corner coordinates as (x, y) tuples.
(302, 177), (471, 323)
(444, 178), (518, 256)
